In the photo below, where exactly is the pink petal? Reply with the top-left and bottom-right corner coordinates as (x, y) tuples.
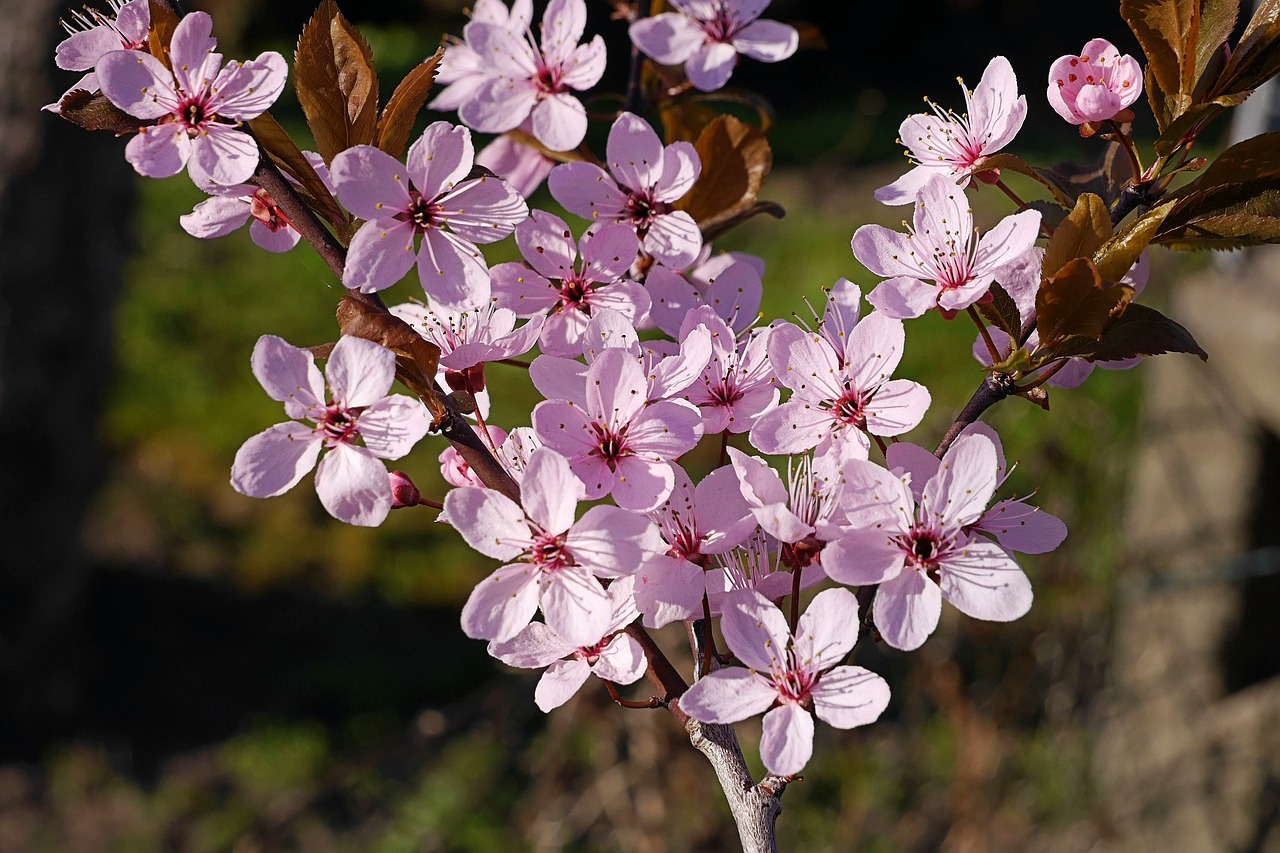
(188, 125), (260, 189)
(635, 555), (705, 627)
(731, 19), (798, 63)
(439, 175), (528, 245)
(540, 567), (611, 648)
(561, 36), (607, 91)
(97, 48), (176, 119)
(325, 335), (395, 407)
(168, 12), (218, 89)
(581, 223), (640, 282)
(720, 588), (790, 672)
(213, 51), (287, 120)
(417, 228), (491, 309)
(610, 457), (675, 513)
(529, 355), (588, 406)
(866, 277), (938, 320)
(653, 141), (701, 203)
(843, 310), (906, 392)
(678, 668), (778, 723)
(461, 563), (542, 641)
(938, 539), (1033, 622)
(865, 379), (931, 437)
(607, 112), (665, 190)
(592, 634), (647, 684)
(973, 209), (1042, 277)
(251, 334), (325, 416)
(516, 210), (578, 279)
(885, 441), (939, 502)
(540, 0), (588, 65)
(968, 56), (1026, 152)
(249, 220), (301, 252)
(231, 422), (321, 498)
(769, 323), (842, 399)
(923, 432), (998, 529)
(520, 448), (584, 533)
(748, 400), (834, 456)
(331, 145), (413, 220)
(534, 659), (592, 711)
(873, 162), (940, 206)
(442, 486), (529, 561)
(646, 266), (703, 337)
(974, 500), (1067, 554)
(358, 396), (431, 459)
(460, 74), (538, 135)
(760, 703), (814, 777)
(58, 26), (128, 72)
(873, 569), (942, 651)
(344, 219), (417, 293)
(643, 210), (702, 268)
(629, 13), (704, 64)
(467, 21), (538, 76)
(686, 42), (738, 92)
(795, 588), (861, 669)
(587, 348), (648, 424)
(567, 505), (659, 577)
(811, 666), (891, 729)
(548, 161), (628, 220)
(181, 195), (250, 240)
(125, 124), (190, 179)
(314, 443), (392, 526)
(409, 121), (477, 200)
(475, 134), (554, 198)
(822, 530), (904, 587)
(489, 621), (575, 668)
(531, 92), (588, 152)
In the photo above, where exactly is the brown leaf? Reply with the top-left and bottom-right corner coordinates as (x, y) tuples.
(975, 282), (1023, 342)
(335, 297), (443, 418)
(698, 200), (786, 243)
(1062, 303), (1208, 361)
(971, 154), (1075, 208)
(1044, 193), (1113, 279)
(676, 115), (772, 228)
(659, 99), (721, 144)
(1048, 142), (1132, 207)
(1168, 132), (1280, 198)
(1121, 0), (1198, 121)
(1035, 258), (1134, 347)
(376, 49), (443, 160)
(295, 0), (379, 165)
(147, 0), (181, 71)
(56, 89), (148, 133)
(1094, 200), (1174, 281)
(247, 113), (347, 228)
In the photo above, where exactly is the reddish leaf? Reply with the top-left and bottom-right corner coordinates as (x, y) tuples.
(975, 282), (1023, 342)
(295, 0), (380, 165)
(56, 89), (147, 133)
(147, 0), (181, 71)
(247, 113), (347, 228)
(1044, 193), (1113, 279)
(1035, 258), (1134, 347)
(676, 115), (772, 228)
(376, 49), (443, 160)
(1066, 303), (1208, 361)
(335, 297), (444, 418)
(1094, 200), (1174, 282)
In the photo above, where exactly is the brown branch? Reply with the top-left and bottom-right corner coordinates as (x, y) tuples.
(932, 372), (1018, 458)
(623, 1), (646, 116)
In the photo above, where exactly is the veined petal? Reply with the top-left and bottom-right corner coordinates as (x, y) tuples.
(358, 395), (431, 459)
(534, 659), (592, 711)
(938, 539), (1033, 622)
(866, 276), (938, 320)
(231, 421), (321, 498)
(188, 125), (259, 189)
(686, 41), (738, 92)
(213, 51), (287, 119)
(653, 141), (700, 203)
(874, 568), (942, 651)
(461, 563), (542, 642)
(548, 161), (628, 220)
(331, 145), (413, 219)
(748, 400), (833, 456)
(251, 335), (324, 415)
(568, 505), (658, 577)
(634, 555), (705, 628)
(811, 666), (891, 729)
(561, 36), (607, 91)
(517, 210), (578, 280)
(864, 379), (930, 437)
(795, 588), (861, 669)
(592, 634), (647, 684)
(731, 19), (798, 63)
(843, 310), (906, 393)
(540, 566), (610, 648)
(606, 112), (664, 191)
(416, 228), (491, 309)
(520, 448), (584, 533)
(489, 621), (575, 668)
(343, 219), (417, 293)
(409, 121), (477, 200)
(442, 486), (530, 561)
(439, 175), (528, 244)
(769, 323), (842, 399)
(923, 432), (999, 530)
(314, 443), (392, 527)
(327, 335), (395, 408)
(643, 211), (702, 269)
(973, 500), (1066, 554)
(459, 75), (538, 135)
(720, 588), (790, 673)
(628, 13), (704, 64)
(679, 668), (777, 724)
(822, 530), (905, 587)
(124, 124), (190, 179)
(760, 703), (814, 777)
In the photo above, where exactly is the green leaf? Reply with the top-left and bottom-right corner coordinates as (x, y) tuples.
(1045, 193), (1113, 279)
(375, 49), (443, 161)
(295, 0), (380, 165)
(1035, 258), (1134, 347)
(1094, 200), (1175, 281)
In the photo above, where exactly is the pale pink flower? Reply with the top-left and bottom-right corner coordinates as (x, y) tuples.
(490, 211), (645, 356)
(646, 251), (765, 338)
(703, 530), (825, 616)
(749, 313), (930, 458)
(431, 0), (535, 112)
(822, 432), (1036, 651)
(447, 448), (660, 646)
(876, 56), (1026, 205)
(633, 464), (756, 627)
(549, 112), (703, 268)
(1048, 38), (1143, 125)
(532, 348), (704, 512)
(629, 0), (798, 93)
(476, 132), (556, 198)
(96, 11), (286, 188)
(853, 175), (1041, 319)
(47, 0), (149, 112)
(679, 588), (890, 777)
(230, 335), (432, 527)
(679, 306), (777, 434)
(489, 576), (647, 711)
(389, 300), (542, 372)
(455, 0), (606, 151)
(330, 122), (528, 308)
(439, 425), (510, 488)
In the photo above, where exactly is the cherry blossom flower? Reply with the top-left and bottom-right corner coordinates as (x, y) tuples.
(230, 335), (432, 527)
(703, 530), (825, 616)
(679, 588), (890, 777)
(646, 251), (765, 338)
(476, 132), (556, 198)
(885, 423), (1067, 556)
(634, 464), (756, 627)
(549, 112), (703, 268)
(749, 312), (931, 458)
(439, 425), (510, 488)
(329, 122), (528, 308)
(875, 56), (1027, 205)
(532, 348), (704, 512)
(679, 307), (777, 434)
(454, 0), (606, 151)
(822, 432), (1036, 651)
(446, 448), (661, 646)
(47, 0), (149, 112)
(1048, 38), (1143, 126)
(389, 300), (542, 373)
(96, 11), (286, 188)
(489, 576), (647, 711)
(853, 175), (1041, 320)
(430, 0), (535, 113)
(490, 211), (645, 356)
(629, 0), (799, 92)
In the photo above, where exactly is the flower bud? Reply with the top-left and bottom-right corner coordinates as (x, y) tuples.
(389, 470), (422, 509)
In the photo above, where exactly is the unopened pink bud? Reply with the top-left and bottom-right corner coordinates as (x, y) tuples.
(389, 470), (421, 509)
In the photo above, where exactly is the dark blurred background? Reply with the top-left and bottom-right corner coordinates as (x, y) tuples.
(3, 0), (1279, 850)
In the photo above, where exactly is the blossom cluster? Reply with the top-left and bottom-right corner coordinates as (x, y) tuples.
(53, 0), (1177, 784)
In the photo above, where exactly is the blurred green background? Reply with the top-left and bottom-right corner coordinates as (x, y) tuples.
(5, 0), (1275, 851)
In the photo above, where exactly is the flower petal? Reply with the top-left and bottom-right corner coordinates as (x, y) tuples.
(230, 422), (321, 498)
(760, 702), (814, 777)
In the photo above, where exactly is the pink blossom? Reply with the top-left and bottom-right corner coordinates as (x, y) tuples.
(679, 306), (777, 434)
(389, 299), (542, 372)
(853, 175), (1041, 319)
(703, 530), (826, 616)
(330, 122), (528, 308)
(727, 447), (849, 549)
(1048, 38), (1143, 125)
(749, 312), (931, 458)
(532, 348), (704, 512)
(822, 432), (1036, 651)
(885, 423), (1067, 556)
(475, 132), (556, 198)
(646, 251), (765, 338)
(47, 0), (149, 112)
(439, 425), (510, 488)
(453, 0), (606, 152)
(629, 0), (798, 93)
(96, 11), (286, 188)
(431, 0), (535, 112)
(388, 470), (422, 508)
(549, 112), (703, 268)
(876, 57), (1027, 205)
(230, 335), (432, 527)
(679, 588), (890, 777)
(446, 448), (661, 646)
(489, 576), (647, 711)
(633, 464), (756, 627)
(490, 211), (646, 356)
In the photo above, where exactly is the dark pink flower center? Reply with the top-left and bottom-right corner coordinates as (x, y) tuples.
(623, 191), (671, 232)
(555, 272), (592, 313)
(399, 192), (444, 232)
(249, 188), (293, 234)
(589, 422), (632, 470)
(773, 662), (813, 703)
(534, 62), (566, 95)
(176, 95), (214, 132)
(318, 405), (360, 446)
(832, 388), (868, 428)
(702, 9), (739, 42)
(531, 530), (571, 570)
